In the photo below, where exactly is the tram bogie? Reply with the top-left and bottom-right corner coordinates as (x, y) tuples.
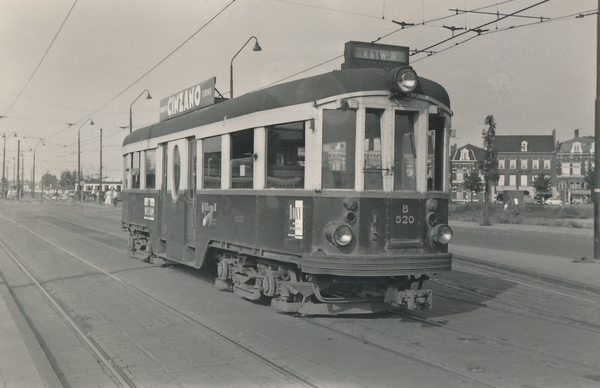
(121, 41), (453, 315)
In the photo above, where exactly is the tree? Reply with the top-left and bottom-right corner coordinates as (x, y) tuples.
(41, 172), (58, 189)
(463, 169), (483, 201)
(478, 115), (499, 225)
(59, 170), (77, 189)
(532, 173), (551, 201)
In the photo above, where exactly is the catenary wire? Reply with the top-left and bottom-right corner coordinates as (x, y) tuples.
(1, 0), (78, 119)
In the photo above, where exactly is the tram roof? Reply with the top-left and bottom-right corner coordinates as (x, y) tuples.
(123, 67), (450, 146)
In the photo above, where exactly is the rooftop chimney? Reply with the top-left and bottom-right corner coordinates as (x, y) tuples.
(575, 129), (579, 138)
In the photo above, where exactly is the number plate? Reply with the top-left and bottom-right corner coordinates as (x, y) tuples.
(389, 200), (421, 240)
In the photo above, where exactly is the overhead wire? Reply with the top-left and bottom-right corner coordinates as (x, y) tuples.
(2, 0), (78, 118)
(64, 0), (237, 130)
(412, 7), (598, 63)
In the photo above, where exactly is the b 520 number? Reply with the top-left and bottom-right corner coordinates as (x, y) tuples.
(395, 215), (415, 224)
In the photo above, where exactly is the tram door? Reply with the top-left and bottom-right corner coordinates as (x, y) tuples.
(186, 140), (197, 244)
(160, 145), (168, 239)
(161, 140), (195, 262)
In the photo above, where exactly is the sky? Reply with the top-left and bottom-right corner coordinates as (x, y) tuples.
(0, 0), (597, 182)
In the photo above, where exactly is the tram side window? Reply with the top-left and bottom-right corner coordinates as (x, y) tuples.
(123, 154), (130, 189)
(231, 129), (254, 189)
(394, 112), (416, 191)
(132, 152), (141, 189)
(203, 136), (221, 189)
(145, 149), (156, 189)
(428, 114), (445, 191)
(267, 122), (305, 189)
(364, 109), (384, 190)
(322, 109), (356, 189)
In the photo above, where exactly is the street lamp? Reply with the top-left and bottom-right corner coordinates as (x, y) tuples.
(1, 132), (17, 199)
(130, 90), (152, 134)
(77, 118), (94, 201)
(32, 140), (44, 198)
(230, 36), (262, 99)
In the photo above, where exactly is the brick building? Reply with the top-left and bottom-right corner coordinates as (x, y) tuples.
(557, 129), (594, 204)
(450, 143), (485, 202)
(493, 131), (558, 199)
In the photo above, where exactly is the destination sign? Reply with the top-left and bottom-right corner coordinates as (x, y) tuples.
(353, 47), (408, 63)
(342, 41), (409, 69)
(159, 77), (216, 122)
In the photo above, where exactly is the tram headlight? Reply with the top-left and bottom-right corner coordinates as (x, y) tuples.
(431, 224), (453, 245)
(392, 67), (418, 94)
(326, 224), (354, 247)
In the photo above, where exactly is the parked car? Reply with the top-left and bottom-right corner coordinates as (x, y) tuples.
(545, 198), (563, 205)
(523, 197), (540, 205)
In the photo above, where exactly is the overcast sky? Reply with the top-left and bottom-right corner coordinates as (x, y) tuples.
(0, 0), (596, 181)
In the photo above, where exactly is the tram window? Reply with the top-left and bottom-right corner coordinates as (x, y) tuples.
(267, 122), (305, 189)
(132, 152), (141, 189)
(123, 154), (130, 189)
(203, 136), (221, 189)
(428, 114), (445, 191)
(364, 109), (384, 190)
(145, 149), (156, 189)
(231, 129), (254, 189)
(393, 112), (416, 191)
(173, 145), (181, 197)
(322, 109), (356, 189)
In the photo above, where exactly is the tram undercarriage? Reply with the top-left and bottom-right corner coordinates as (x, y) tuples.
(213, 252), (433, 315)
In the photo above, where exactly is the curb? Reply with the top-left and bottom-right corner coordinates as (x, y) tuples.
(453, 254), (600, 297)
(0, 274), (62, 388)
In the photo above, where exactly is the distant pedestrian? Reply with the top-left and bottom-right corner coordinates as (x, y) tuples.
(104, 189), (113, 207)
(110, 188), (117, 208)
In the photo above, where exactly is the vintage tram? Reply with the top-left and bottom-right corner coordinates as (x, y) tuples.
(121, 41), (453, 315)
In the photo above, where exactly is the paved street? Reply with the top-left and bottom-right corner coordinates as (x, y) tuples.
(1, 200), (600, 387)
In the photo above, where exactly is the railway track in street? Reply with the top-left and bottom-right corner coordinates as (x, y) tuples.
(2, 204), (600, 387)
(0, 211), (320, 388)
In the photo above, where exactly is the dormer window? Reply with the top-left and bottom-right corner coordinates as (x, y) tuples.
(572, 142), (581, 153)
(460, 149), (469, 161)
(520, 141), (528, 152)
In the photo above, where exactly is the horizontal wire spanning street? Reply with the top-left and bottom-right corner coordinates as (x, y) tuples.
(1, 200), (599, 388)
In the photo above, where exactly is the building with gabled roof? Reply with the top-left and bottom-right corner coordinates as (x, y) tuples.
(493, 130), (558, 200)
(557, 129), (594, 204)
(450, 143), (485, 202)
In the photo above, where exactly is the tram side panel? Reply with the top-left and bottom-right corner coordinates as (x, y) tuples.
(121, 191), (161, 257)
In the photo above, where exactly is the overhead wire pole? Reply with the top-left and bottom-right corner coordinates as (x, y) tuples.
(595, 0), (600, 260)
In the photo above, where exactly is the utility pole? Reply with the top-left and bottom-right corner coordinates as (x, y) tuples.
(16, 140), (20, 201)
(595, 0), (600, 259)
(99, 128), (103, 205)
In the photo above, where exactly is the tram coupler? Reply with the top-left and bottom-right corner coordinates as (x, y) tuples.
(384, 287), (432, 310)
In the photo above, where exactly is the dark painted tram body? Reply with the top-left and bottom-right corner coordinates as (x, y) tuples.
(122, 42), (453, 315)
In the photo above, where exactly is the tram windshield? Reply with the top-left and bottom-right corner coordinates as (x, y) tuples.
(393, 112), (416, 191)
(322, 110), (356, 189)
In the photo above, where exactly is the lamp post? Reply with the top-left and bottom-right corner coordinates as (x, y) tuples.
(99, 127), (103, 205)
(1, 132), (17, 199)
(230, 36), (261, 99)
(32, 140), (44, 198)
(77, 118), (94, 202)
(130, 90), (152, 134)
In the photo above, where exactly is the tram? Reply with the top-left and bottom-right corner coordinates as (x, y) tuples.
(121, 41), (453, 315)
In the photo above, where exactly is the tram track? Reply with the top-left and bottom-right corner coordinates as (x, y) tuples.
(0, 212), (321, 388)
(0, 211), (497, 387)
(431, 277), (600, 333)
(0, 236), (135, 388)
(3, 209), (599, 387)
